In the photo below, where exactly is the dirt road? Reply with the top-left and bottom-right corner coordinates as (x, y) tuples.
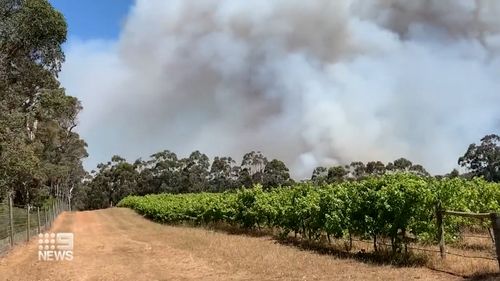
(0, 208), (462, 281)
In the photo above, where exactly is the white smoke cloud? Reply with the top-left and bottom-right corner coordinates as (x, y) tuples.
(60, 0), (500, 178)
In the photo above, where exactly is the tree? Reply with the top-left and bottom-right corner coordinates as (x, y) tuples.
(311, 166), (328, 184)
(240, 151), (268, 185)
(179, 151), (210, 193)
(0, 138), (45, 204)
(408, 164), (429, 177)
(327, 166), (348, 183)
(458, 134), (500, 182)
(263, 159), (292, 188)
(108, 158), (139, 205)
(0, 0), (87, 205)
(366, 161), (386, 175)
(0, 0), (66, 75)
(387, 158), (430, 177)
(237, 167), (253, 188)
(83, 156), (139, 209)
(146, 150), (180, 193)
(392, 158), (413, 171)
(37, 89), (88, 202)
(209, 156), (237, 191)
(349, 161), (366, 179)
(446, 169), (460, 178)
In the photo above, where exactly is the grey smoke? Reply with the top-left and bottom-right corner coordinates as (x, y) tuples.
(60, 0), (500, 178)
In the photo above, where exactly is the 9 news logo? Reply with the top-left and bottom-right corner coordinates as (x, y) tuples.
(37, 232), (74, 261)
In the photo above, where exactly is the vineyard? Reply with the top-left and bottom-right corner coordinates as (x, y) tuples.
(118, 173), (500, 255)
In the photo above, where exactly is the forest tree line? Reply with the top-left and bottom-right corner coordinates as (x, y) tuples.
(75, 133), (500, 210)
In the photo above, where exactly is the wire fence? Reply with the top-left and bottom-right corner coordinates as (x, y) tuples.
(437, 210), (500, 265)
(0, 196), (67, 255)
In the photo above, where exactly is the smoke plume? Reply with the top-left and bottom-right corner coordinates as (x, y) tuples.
(60, 0), (500, 178)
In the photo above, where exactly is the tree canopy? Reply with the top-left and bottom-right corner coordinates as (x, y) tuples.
(0, 0), (87, 206)
(459, 134), (500, 182)
(77, 150), (296, 209)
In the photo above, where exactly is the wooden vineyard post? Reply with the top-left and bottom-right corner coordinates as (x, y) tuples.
(439, 210), (499, 269)
(436, 203), (445, 259)
(490, 213), (500, 269)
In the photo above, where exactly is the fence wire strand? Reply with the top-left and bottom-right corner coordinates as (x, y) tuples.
(1, 197), (67, 255)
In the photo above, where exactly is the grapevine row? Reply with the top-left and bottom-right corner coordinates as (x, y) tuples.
(118, 174), (500, 251)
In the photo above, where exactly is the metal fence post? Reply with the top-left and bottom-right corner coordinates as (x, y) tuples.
(37, 207), (41, 234)
(48, 205), (51, 226)
(44, 207), (48, 229)
(26, 204), (30, 242)
(8, 195), (14, 247)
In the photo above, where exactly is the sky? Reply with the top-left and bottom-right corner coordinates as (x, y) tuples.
(51, 0), (500, 178)
(49, 0), (135, 172)
(49, 0), (133, 40)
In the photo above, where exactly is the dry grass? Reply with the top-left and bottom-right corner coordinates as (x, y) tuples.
(191, 219), (500, 280)
(426, 232), (498, 278)
(156, 224), (456, 281)
(185, 220), (500, 279)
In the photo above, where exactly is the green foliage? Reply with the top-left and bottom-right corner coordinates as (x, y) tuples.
(310, 166), (328, 184)
(0, 0), (87, 205)
(459, 134), (500, 182)
(327, 166), (348, 183)
(263, 159), (292, 188)
(82, 149), (297, 209)
(118, 173), (500, 252)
